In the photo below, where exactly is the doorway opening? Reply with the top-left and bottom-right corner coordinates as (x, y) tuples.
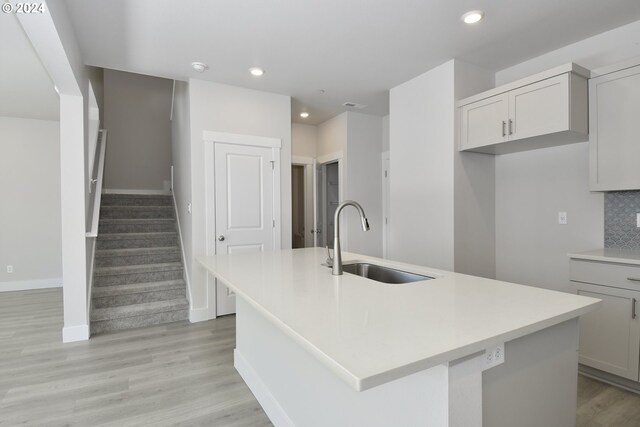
(316, 160), (340, 249)
(292, 165), (306, 248)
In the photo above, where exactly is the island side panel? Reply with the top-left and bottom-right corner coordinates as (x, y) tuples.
(234, 298), (450, 427)
(482, 318), (579, 427)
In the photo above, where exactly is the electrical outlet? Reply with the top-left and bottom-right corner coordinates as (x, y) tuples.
(187, 203), (192, 214)
(558, 211), (567, 225)
(637, 213), (640, 228)
(484, 343), (505, 369)
(6, 265), (13, 274)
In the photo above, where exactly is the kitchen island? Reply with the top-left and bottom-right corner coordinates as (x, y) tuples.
(198, 248), (599, 427)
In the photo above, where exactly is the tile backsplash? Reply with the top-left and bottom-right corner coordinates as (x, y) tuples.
(605, 191), (640, 249)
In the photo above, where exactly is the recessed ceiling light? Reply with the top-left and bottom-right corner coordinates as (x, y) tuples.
(461, 10), (484, 24)
(249, 67), (265, 77)
(191, 62), (209, 72)
(300, 112), (309, 119)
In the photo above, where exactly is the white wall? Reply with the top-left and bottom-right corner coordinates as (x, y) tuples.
(317, 113), (347, 158)
(0, 117), (62, 290)
(453, 61), (496, 279)
(103, 69), (173, 192)
(18, 0), (93, 341)
(389, 60), (455, 270)
(491, 21), (640, 292)
(187, 79), (291, 316)
(345, 112), (383, 257)
(170, 80), (192, 300)
(292, 123), (317, 158)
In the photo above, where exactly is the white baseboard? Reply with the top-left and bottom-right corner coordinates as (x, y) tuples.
(234, 349), (294, 427)
(62, 324), (89, 343)
(104, 188), (172, 195)
(0, 277), (62, 292)
(189, 307), (210, 323)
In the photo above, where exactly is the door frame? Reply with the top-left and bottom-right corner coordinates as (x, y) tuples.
(381, 151), (390, 259)
(292, 156), (315, 248)
(203, 131), (282, 318)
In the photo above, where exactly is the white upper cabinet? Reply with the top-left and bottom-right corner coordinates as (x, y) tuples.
(461, 93), (508, 150)
(458, 64), (589, 155)
(589, 64), (640, 191)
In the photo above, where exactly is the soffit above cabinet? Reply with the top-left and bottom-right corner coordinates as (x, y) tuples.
(456, 63), (591, 108)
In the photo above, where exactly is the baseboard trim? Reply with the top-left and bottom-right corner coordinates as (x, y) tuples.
(62, 324), (90, 343)
(0, 277), (62, 292)
(579, 364), (640, 394)
(234, 349), (294, 427)
(104, 188), (172, 196)
(189, 307), (210, 323)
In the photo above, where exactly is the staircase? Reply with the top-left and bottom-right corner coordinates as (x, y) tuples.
(90, 194), (188, 335)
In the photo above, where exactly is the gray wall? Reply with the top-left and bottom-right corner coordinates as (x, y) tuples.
(0, 117), (61, 287)
(490, 20), (640, 292)
(495, 142), (603, 292)
(345, 112), (383, 257)
(103, 69), (173, 192)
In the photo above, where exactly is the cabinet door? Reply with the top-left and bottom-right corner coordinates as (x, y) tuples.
(590, 65), (640, 191)
(460, 93), (508, 150)
(576, 282), (640, 380)
(508, 74), (569, 141)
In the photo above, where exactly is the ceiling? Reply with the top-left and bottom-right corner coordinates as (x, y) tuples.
(0, 14), (59, 121)
(64, 0), (640, 125)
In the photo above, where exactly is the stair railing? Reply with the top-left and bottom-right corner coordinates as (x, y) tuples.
(86, 129), (107, 238)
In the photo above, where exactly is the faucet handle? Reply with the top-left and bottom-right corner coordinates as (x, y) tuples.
(326, 246), (333, 266)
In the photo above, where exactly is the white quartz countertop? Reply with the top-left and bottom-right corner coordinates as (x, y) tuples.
(569, 248), (640, 266)
(198, 248), (599, 391)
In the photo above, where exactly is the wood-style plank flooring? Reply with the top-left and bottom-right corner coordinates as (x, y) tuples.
(3, 288), (640, 426)
(577, 375), (640, 427)
(0, 288), (271, 426)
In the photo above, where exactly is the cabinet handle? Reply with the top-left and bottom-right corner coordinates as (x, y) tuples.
(502, 121), (506, 137)
(508, 119), (513, 135)
(633, 298), (637, 320)
(627, 277), (640, 282)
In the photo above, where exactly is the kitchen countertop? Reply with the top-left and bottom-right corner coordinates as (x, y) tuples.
(569, 248), (640, 266)
(198, 247), (599, 391)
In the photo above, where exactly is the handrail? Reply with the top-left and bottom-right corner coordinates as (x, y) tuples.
(86, 129), (107, 238)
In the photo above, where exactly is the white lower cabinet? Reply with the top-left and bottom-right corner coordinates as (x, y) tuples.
(570, 258), (640, 381)
(576, 282), (640, 380)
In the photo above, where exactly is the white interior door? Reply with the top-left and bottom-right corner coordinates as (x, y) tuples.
(214, 142), (276, 316)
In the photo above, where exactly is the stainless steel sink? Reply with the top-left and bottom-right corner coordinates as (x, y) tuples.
(338, 262), (433, 284)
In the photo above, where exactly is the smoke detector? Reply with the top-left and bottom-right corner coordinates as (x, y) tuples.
(342, 102), (366, 109)
(191, 62), (209, 73)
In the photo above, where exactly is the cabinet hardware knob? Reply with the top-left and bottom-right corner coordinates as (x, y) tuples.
(633, 298), (637, 320)
(627, 277), (640, 282)
(508, 119), (513, 135)
(217, 235), (225, 241)
(502, 121), (506, 137)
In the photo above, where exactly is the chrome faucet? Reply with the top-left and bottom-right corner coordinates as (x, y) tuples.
(328, 200), (370, 275)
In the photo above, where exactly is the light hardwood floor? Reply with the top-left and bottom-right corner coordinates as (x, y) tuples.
(3, 289), (640, 427)
(0, 288), (271, 426)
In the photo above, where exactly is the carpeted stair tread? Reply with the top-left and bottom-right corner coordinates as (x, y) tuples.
(94, 262), (183, 277)
(99, 218), (176, 224)
(96, 247), (180, 258)
(91, 298), (189, 321)
(101, 194), (173, 206)
(98, 232), (177, 240)
(92, 279), (186, 298)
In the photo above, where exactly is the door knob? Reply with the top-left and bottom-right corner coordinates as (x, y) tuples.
(217, 235), (225, 241)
